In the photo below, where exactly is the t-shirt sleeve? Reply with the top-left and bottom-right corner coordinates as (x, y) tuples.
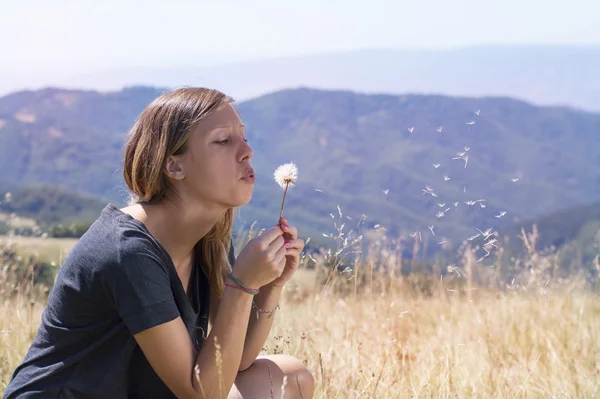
(105, 230), (180, 335)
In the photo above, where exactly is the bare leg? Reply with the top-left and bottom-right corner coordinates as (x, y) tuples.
(228, 354), (315, 399)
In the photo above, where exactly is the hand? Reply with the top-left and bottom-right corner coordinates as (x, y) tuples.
(233, 225), (286, 289)
(267, 216), (305, 288)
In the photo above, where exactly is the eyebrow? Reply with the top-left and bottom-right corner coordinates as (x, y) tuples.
(212, 124), (245, 131)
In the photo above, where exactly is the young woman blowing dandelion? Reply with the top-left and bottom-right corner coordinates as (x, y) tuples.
(4, 88), (314, 399)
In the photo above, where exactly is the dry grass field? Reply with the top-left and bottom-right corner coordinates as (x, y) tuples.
(1, 227), (599, 398)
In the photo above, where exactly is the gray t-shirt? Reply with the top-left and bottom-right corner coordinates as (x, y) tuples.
(3, 203), (235, 398)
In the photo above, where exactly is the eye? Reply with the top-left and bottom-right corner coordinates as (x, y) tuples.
(216, 138), (230, 145)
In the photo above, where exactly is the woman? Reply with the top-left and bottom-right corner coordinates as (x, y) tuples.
(4, 88), (314, 398)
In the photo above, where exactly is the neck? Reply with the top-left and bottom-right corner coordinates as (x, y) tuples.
(124, 198), (227, 271)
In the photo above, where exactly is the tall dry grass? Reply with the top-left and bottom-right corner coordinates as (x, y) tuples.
(1, 211), (599, 398)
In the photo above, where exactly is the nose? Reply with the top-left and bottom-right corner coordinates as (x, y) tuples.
(239, 138), (253, 162)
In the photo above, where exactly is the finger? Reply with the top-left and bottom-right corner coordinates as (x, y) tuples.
(259, 225), (284, 245)
(267, 235), (285, 256)
(283, 238), (304, 250)
(285, 248), (301, 261)
(274, 245), (287, 268)
(280, 224), (298, 241)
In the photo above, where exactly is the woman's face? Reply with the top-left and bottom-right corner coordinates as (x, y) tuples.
(171, 103), (255, 208)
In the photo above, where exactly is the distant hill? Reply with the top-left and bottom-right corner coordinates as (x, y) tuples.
(6, 46), (599, 111)
(0, 182), (106, 225)
(0, 86), (599, 246)
(500, 201), (600, 268)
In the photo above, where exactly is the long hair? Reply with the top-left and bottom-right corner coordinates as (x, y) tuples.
(123, 87), (235, 295)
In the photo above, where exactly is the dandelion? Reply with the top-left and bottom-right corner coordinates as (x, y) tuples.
(274, 162), (298, 219)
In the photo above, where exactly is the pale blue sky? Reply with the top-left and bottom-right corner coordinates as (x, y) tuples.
(2, 0), (599, 70)
(1, 0), (599, 95)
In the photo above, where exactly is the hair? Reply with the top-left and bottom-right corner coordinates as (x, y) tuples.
(123, 87), (235, 295)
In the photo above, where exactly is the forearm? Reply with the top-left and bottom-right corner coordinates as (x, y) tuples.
(193, 287), (252, 398)
(239, 284), (283, 371)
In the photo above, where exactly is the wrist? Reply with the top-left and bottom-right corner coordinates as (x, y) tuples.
(261, 282), (284, 294)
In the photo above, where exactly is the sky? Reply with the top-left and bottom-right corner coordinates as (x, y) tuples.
(1, 0), (599, 92)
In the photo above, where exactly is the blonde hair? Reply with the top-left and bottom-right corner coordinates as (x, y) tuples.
(123, 87), (235, 295)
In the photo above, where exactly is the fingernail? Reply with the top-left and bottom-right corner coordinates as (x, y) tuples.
(282, 224), (289, 228)
(284, 242), (290, 246)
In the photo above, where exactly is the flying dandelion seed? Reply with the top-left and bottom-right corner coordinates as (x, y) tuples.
(511, 178), (519, 183)
(315, 188), (323, 193)
(409, 231), (417, 238)
(436, 126), (443, 134)
(453, 202), (459, 207)
(439, 240), (448, 245)
(475, 109), (481, 116)
(436, 211), (445, 219)
(444, 175), (450, 181)
(433, 163), (441, 168)
(374, 224), (381, 229)
(466, 121), (476, 130)
(274, 162), (298, 219)
(437, 203), (446, 208)
(464, 146), (470, 151)
(495, 211), (507, 218)
(464, 186), (467, 193)
(383, 189), (389, 195)
(428, 225), (435, 235)
(408, 127), (414, 134)
(422, 185), (437, 197)
(477, 228), (494, 239)
(467, 234), (480, 241)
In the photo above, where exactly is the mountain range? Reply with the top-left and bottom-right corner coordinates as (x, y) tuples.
(0, 86), (599, 247)
(4, 46), (600, 111)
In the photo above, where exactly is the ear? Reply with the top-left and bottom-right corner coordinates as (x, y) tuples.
(164, 155), (186, 180)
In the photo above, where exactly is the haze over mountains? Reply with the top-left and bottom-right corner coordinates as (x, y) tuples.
(4, 46), (600, 111)
(0, 85), (598, 243)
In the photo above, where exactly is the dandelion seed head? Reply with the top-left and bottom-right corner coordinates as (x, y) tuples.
(274, 162), (298, 189)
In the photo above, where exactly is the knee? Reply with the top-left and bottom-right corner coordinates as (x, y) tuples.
(294, 365), (315, 399)
(284, 356), (315, 399)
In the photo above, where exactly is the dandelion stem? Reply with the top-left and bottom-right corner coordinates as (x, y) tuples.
(279, 181), (289, 219)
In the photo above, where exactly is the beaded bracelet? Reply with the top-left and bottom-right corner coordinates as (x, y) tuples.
(225, 282), (259, 295)
(226, 273), (259, 295)
(252, 300), (281, 320)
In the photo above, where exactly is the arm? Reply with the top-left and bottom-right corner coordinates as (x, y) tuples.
(239, 284), (282, 371)
(209, 282), (282, 372)
(135, 286), (253, 399)
(132, 226), (286, 398)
